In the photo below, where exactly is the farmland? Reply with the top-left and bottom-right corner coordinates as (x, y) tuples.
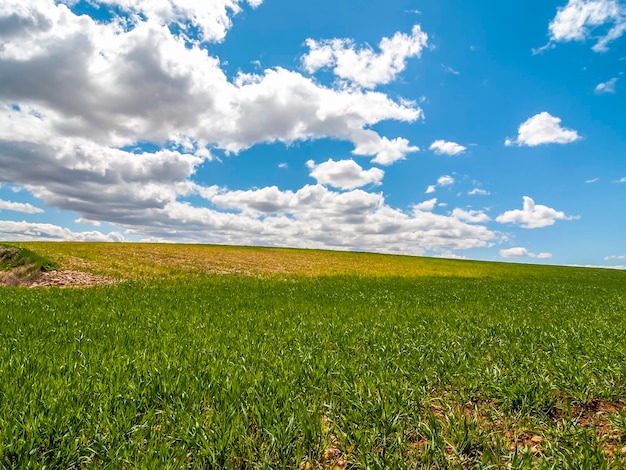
(1, 242), (625, 468)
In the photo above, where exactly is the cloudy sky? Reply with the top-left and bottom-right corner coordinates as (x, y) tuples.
(0, 0), (624, 267)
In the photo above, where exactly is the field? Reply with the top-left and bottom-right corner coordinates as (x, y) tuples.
(1, 242), (625, 469)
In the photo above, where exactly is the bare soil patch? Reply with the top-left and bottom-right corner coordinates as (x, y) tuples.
(0, 270), (117, 288)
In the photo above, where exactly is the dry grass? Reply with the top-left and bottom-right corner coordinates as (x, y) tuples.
(8, 241), (598, 281)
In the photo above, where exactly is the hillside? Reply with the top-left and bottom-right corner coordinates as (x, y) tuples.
(7, 241), (622, 282)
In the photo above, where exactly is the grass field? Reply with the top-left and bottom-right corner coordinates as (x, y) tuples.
(1, 242), (625, 468)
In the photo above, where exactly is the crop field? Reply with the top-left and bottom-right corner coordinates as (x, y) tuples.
(1, 242), (625, 469)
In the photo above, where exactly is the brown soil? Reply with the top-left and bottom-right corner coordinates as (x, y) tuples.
(0, 270), (117, 288)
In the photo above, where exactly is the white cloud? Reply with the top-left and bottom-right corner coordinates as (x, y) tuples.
(278, 162), (288, 169)
(568, 263), (626, 270)
(0, 105), (206, 226)
(542, 0), (626, 52)
(613, 176), (626, 183)
(434, 251), (468, 260)
(75, 218), (102, 226)
(413, 198), (437, 212)
(306, 159), (384, 190)
(500, 247), (531, 258)
(0, 1), (499, 257)
(302, 25), (428, 89)
(451, 208), (491, 223)
(595, 77), (618, 93)
(91, 0), (264, 43)
(152, 184), (496, 255)
(500, 247), (553, 259)
(585, 177), (600, 183)
(429, 140), (467, 156)
(496, 196), (578, 229)
(0, 0), (426, 245)
(192, 184), (497, 254)
(438, 175), (455, 186)
(0, 199), (44, 214)
(0, 2), (423, 162)
(505, 112), (581, 147)
(0, 219), (124, 241)
(223, 69), (422, 156)
(425, 175), (454, 194)
(468, 188), (490, 196)
(351, 132), (420, 165)
(605, 254), (626, 260)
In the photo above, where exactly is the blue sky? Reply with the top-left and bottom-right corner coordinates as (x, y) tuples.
(0, 0), (624, 267)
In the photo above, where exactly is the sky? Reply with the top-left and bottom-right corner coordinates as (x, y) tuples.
(0, 0), (624, 268)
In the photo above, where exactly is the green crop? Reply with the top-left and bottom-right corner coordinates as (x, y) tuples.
(0, 243), (625, 468)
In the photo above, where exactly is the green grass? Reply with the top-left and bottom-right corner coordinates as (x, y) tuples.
(0, 244), (59, 274)
(1, 243), (625, 468)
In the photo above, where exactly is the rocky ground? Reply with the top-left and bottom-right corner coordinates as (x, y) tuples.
(0, 270), (117, 288)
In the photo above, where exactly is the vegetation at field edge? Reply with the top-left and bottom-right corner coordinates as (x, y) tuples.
(0, 243), (59, 285)
(0, 242), (625, 468)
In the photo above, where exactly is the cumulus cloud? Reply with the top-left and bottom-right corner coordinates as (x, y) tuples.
(505, 112), (581, 147)
(538, 0), (626, 52)
(0, 0), (497, 257)
(429, 140), (467, 156)
(595, 77), (619, 93)
(0, 162), (495, 254)
(496, 196), (578, 229)
(500, 247), (553, 259)
(306, 159), (384, 190)
(413, 198), (437, 212)
(351, 132), (420, 165)
(210, 184), (383, 216)
(0, 2), (422, 161)
(302, 25), (428, 89)
(75, 218), (102, 226)
(0, 219), (124, 241)
(222, 69), (423, 157)
(190, 184), (496, 254)
(0, 198), (44, 214)
(451, 208), (491, 223)
(91, 0), (264, 43)
(0, 104), (208, 227)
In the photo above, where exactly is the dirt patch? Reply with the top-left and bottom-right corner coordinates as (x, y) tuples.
(299, 416), (347, 470)
(416, 395), (626, 464)
(550, 399), (626, 456)
(0, 270), (118, 288)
